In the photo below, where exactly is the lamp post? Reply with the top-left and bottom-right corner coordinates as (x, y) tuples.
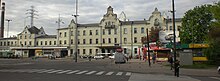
(171, 0), (177, 77)
(73, 0), (79, 62)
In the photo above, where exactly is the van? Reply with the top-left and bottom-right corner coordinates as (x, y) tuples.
(114, 52), (127, 64)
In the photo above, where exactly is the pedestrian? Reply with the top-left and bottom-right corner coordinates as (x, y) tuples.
(174, 60), (180, 77)
(152, 53), (156, 64)
(168, 55), (173, 70)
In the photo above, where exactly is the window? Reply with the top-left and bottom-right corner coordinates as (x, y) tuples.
(114, 29), (117, 34)
(77, 31), (80, 36)
(24, 41), (27, 45)
(134, 48), (137, 54)
(54, 41), (56, 45)
(78, 39), (80, 44)
(36, 41), (38, 46)
(134, 37), (137, 43)
(170, 26), (172, 30)
(64, 40), (67, 44)
(141, 27), (144, 33)
(45, 41), (47, 45)
(0, 42), (2, 46)
(71, 39), (73, 44)
(83, 49), (86, 54)
(90, 39), (92, 44)
(41, 41), (43, 45)
(25, 35), (27, 39)
(71, 31), (74, 36)
(20, 36), (22, 39)
(59, 40), (62, 44)
(78, 49), (80, 55)
(114, 38), (117, 43)
(124, 28), (127, 34)
(89, 49), (92, 54)
(108, 38), (111, 43)
(11, 41), (13, 45)
(108, 29), (111, 35)
(96, 49), (98, 54)
(124, 38), (127, 44)
(29, 41), (32, 46)
(90, 30), (92, 35)
(64, 32), (67, 37)
(7, 41), (10, 46)
(96, 39), (98, 44)
(83, 30), (86, 36)
(96, 30), (98, 35)
(83, 39), (86, 44)
(59, 32), (62, 37)
(134, 28), (137, 34)
(103, 38), (105, 44)
(103, 29), (105, 35)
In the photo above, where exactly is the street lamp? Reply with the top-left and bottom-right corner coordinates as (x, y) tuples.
(73, 0), (79, 62)
(171, 0), (177, 77)
(6, 19), (12, 38)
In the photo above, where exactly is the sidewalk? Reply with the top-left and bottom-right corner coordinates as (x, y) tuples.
(108, 59), (219, 77)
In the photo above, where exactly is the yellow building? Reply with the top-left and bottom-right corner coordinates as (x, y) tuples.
(0, 6), (182, 58)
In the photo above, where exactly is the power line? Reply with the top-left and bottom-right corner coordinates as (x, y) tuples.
(26, 6), (38, 27)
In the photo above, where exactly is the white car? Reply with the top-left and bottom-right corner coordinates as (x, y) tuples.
(218, 66), (220, 74)
(109, 55), (115, 59)
(94, 55), (104, 59)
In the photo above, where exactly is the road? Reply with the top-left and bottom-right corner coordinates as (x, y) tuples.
(0, 58), (219, 81)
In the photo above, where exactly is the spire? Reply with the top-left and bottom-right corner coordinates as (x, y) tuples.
(152, 7), (160, 14)
(107, 6), (113, 14)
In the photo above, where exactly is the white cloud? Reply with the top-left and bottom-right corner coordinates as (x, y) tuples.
(2, 0), (218, 37)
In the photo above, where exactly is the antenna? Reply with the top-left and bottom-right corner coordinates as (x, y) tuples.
(26, 6), (39, 27)
(56, 14), (64, 29)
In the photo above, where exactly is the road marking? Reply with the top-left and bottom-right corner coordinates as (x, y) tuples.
(210, 77), (220, 80)
(106, 72), (114, 75)
(75, 70), (88, 74)
(37, 69), (54, 73)
(66, 70), (80, 74)
(56, 70), (72, 74)
(125, 72), (132, 76)
(116, 72), (123, 75)
(47, 70), (63, 73)
(27, 69), (46, 73)
(96, 71), (105, 75)
(85, 71), (97, 75)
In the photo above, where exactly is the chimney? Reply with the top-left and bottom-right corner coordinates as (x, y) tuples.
(0, 2), (5, 38)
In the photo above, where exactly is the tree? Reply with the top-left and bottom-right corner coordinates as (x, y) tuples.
(204, 2), (220, 65)
(149, 27), (160, 42)
(180, 5), (213, 44)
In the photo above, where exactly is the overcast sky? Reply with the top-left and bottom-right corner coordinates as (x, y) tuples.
(2, 0), (218, 37)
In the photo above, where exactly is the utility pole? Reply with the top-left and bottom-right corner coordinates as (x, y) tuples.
(73, 0), (79, 62)
(26, 6), (38, 27)
(56, 14), (64, 47)
(130, 21), (134, 58)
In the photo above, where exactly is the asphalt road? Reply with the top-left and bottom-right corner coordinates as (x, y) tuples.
(0, 58), (219, 81)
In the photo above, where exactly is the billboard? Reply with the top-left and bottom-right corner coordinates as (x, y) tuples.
(159, 31), (180, 43)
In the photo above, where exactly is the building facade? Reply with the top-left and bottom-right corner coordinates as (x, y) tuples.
(0, 6), (181, 58)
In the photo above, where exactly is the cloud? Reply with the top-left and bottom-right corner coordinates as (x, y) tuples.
(2, 0), (218, 37)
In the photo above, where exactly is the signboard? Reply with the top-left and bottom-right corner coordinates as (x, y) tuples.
(189, 44), (209, 48)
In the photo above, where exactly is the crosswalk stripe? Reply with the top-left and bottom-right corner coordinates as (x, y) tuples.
(116, 72), (123, 75)
(37, 69), (55, 73)
(86, 71), (97, 75)
(66, 70), (80, 74)
(106, 72), (114, 75)
(125, 72), (132, 76)
(56, 70), (72, 74)
(27, 69), (46, 73)
(96, 71), (105, 75)
(210, 77), (220, 80)
(75, 70), (88, 74)
(47, 70), (63, 73)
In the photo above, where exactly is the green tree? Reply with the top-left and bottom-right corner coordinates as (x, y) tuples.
(204, 2), (220, 65)
(180, 5), (213, 44)
(149, 27), (160, 42)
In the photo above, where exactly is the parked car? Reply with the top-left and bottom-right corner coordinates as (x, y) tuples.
(94, 55), (105, 59)
(109, 55), (115, 59)
(218, 66), (220, 74)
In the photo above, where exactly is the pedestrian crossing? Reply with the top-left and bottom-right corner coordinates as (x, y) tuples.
(0, 69), (132, 76)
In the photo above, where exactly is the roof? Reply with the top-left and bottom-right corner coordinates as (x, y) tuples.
(36, 35), (56, 39)
(0, 37), (17, 40)
(167, 18), (182, 22)
(28, 26), (40, 34)
(121, 20), (150, 25)
(78, 23), (100, 27)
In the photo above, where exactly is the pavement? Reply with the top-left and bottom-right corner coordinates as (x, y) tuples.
(108, 59), (220, 81)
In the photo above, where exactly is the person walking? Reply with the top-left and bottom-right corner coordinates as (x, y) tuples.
(168, 55), (173, 70)
(174, 60), (180, 77)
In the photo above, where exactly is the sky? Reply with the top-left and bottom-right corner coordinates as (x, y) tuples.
(2, 0), (219, 37)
